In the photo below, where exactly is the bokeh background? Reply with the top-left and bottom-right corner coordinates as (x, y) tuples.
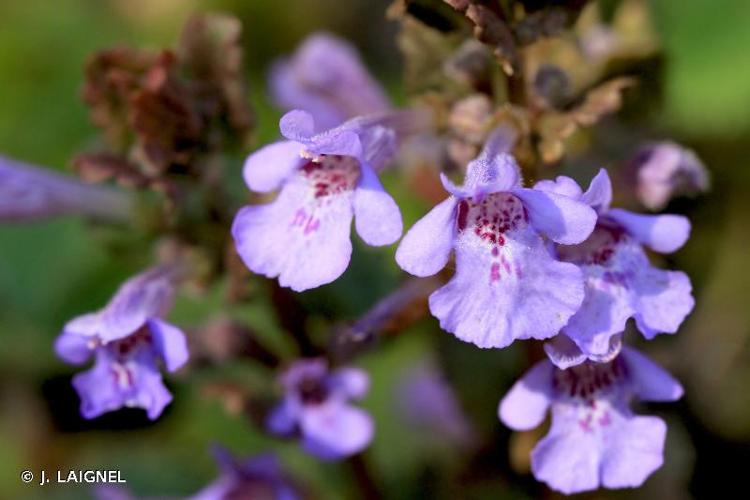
(1, 0), (750, 498)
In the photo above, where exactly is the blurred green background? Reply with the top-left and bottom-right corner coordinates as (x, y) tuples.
(1, 0), (749, 498)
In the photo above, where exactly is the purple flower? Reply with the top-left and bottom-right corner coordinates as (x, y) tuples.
(54, 267), (188, 420)
(269, 32), (390, 130)
(190, 446), (299, 500)
(397, 361), (475, 447)
(266, 358), (373, 460)
(632, 141), (710, 210)
(232, 109), (409, 292)
(0, 155), (132, 222)
(499, 347), (683, 494)
(540, 170), (694, 362)
(395, 128), (597, 348)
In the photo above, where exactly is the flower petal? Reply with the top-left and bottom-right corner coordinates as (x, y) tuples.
(531, 407), (601, 494)
(620, 347), (683, 402)
(56, 313), (100, 364)
(513, 188), (597, 244)
(561, 273), (634, 357)
(300, 403), (374, 460)
(269, 32), (390, 131)
(353, 164), (402, 246)
(543, 334), (588, 370)
(632, 268), (694, 339)
(281, 111), (364, 159)
(330, 367), (369, 400)
(545, 332), (623, 369)
(55, 330), (94, 365)
(606, 209), (690, 253)
(100, 267), (175, 343)
(560, 230), (692, 351)
(533, 405), (666, 494)
(72, 350), (172, 420)
(242, 140), (303, 193)
(269, 59), (346, 131)
(266, 400), (299, 436)
(533, 176), (584, 199)
(232, 176), (354, 292)
(279, 110), (316, 141)
(600, 415), (667, 489)
(429, 225), (585, 348)
(463, 128), (520, 193)
(581, 168), (613, 213)
(148, 318), (189, 373)
(498, 360), (553, 430)
(395, 197), (457, 277)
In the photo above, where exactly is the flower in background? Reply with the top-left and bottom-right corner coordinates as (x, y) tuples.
(541, 170), (694, 363)
(266, 358), (373, 460)
(233, 109), (420, 292)
(190, 446), (300, 500)
(396, 361), (475, 448)
(631, 141), (710, 211)
(499, 347), (683, 494)
(0, 155), (132, 223)
(54, 267), (188, 420)
(269, 32), (390, 130)
(396, 128), (597, 348)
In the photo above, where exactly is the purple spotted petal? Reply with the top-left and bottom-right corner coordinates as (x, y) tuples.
(396, 197), (457, 277)
(429, 219), (585, 348)
(99, 267), (175, 343)
(73, 349), (172, 420)
(581, 168), (613, 213)
(532, 405), (666, 494)
(330, 367), (370, 400)
(353, 164), (403, 246)
(513, 187), (597, 245)
(148, 318), (189, 373)
(560, 230), (693, 353)
(498, 360), (553, 430)
(232, 174), (354, 292)
(606, 209), (690, 253)
(620, 347), (683, 402)
(299, 402), (374, 460)
(242, 140), (303, 193)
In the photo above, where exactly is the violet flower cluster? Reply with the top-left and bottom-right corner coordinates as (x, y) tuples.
(3, 20), (702, 497)
(55, 266), (188, 420)
(226, 31), (696, 491)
